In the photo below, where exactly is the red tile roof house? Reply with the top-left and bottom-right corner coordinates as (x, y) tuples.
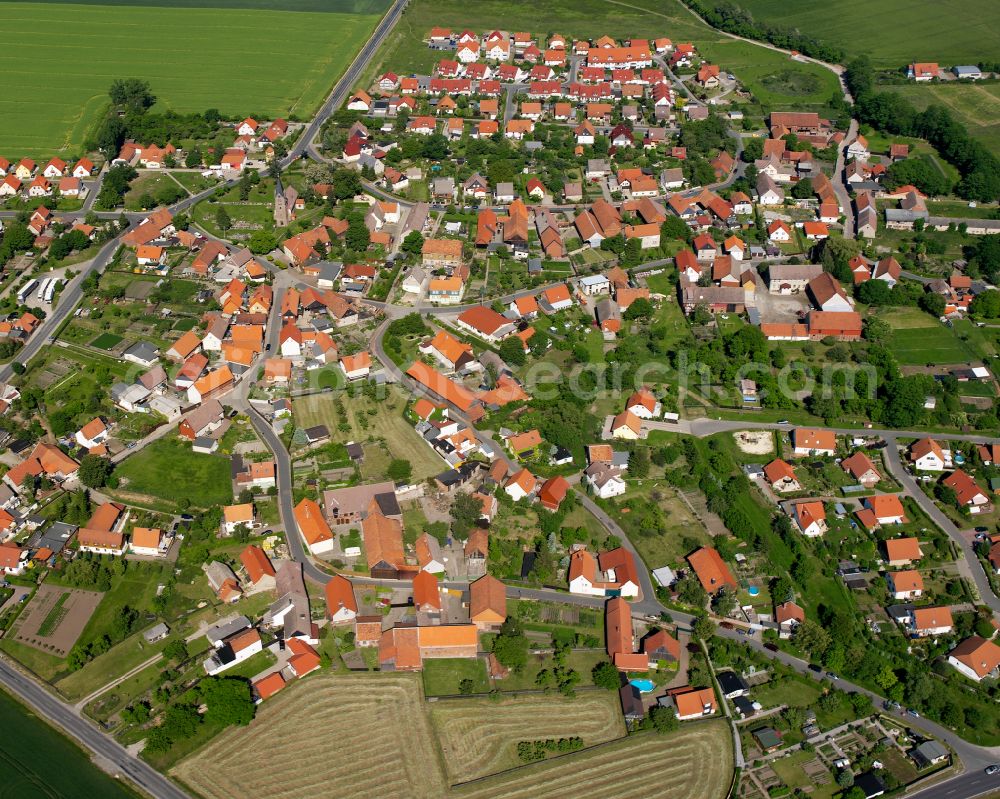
(538, 475), (570, 511)
(606, 597), (647, 672)
(674, 687), (718, 720)
(943, 469), (991, 512)
(948, 635), (1000, 682)
(791, 428), (836, 456)
(775, 601), (805, 638)
(240, 544), (275, 591)
(840, 451), (880, 486)
(687, 546), (737, 596)
(763, 459), (799, 492)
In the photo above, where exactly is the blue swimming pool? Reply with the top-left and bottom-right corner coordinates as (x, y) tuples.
(630, 679), (655, 693)
(747, 586), (760, 597)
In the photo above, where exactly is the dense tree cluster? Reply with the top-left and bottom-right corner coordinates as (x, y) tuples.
(846, 56), (1000, 201)
(94, 164), (138, 210)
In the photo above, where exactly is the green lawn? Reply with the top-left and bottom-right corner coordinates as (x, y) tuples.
(753, 675), (821, 709)
(726, 0), (1000, 66)
(0, 0), (390, 159)
(56, 631), (170, 701)
(697, 38), (841, 111)
(877, 306), (978, 366)
(883, 83), (1000, 159)
(112, 436), (232, 511)
(421, 657), (491, 696)
(90, 333), (123, 350)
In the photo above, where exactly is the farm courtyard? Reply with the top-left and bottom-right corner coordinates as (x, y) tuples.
(0, 0), (390, 159)
(172, 673), (733, 799)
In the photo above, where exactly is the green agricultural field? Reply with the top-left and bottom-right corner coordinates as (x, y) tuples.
(0, 688), (137, 799)
(112, 436), (232, 511)
(883, 83), (1000, 158)
(723, 0), (1000, 66)
(359, 0), (838, 111)
(0, 0), (390, 159)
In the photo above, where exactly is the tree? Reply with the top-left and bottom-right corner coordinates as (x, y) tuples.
(499, 336), (527, 366)
(971, 288), (1000, 319)
(741, 137), (764, 162)
(677, 573), (708, 607)
(693, 614), (714, 640)
(248, 230), (277, 255)
(713, 588), (738, 617)
(199, 676), (255, 727)
(162, 640), (188, 664)
(856, 279), (892, 305)
(450, 491), (482, 536)
(791, 179), (815, 200)
(331, 168), (362, 201)
(109, 78), (156, 112)
(649, 705), (679, 733)
(120, 701), (151, 725)
(592, 661), (621, 690)
(345, 216), (370, 251)
(836, 769), (855, 788)
(862, 316), (891, 343)
(492, 617), (529, 672)
(660, 215), (691, 243)
(459, 678), (475, 695)
(78, 455), (114, 488)
(624, 298), (654, 320)
(793, 620), (830, 657)
(918, 292), (945, 317)
(215, 206), (232, 231)
(401, 231), (424, 258)
(387, 459), (412, 483)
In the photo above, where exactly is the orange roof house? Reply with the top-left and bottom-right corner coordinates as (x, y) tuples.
(286, 637), (322, 677)
(539, 476), (570, 511)
(324, 574), (358, 621)
(293, 498), (333, 553)
(405, 361), (482, 419)
(841, 451), (880, 484)
(606, 596), (633, 659)
(885, 537), (922, 565)
(675, 687), (717, 719)
(239, 544), (275, 584)
(508, 429), (542, 454)
(363, 512), (405, 577)
(264, 358), (292, 384)
(253, 672), (286, 700)
(949, 636), (1000, 680)
(412, 569), (441, 611)
(763, 458), (799, 490)
(791, 428), (836, 455)
(687, 546), (736, 595)
(469, 574), (506, 629)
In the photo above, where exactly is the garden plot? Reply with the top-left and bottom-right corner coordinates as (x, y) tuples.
(10, 585), (103, 657)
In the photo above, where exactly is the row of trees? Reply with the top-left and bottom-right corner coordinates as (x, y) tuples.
(681, 0), (846, 63)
